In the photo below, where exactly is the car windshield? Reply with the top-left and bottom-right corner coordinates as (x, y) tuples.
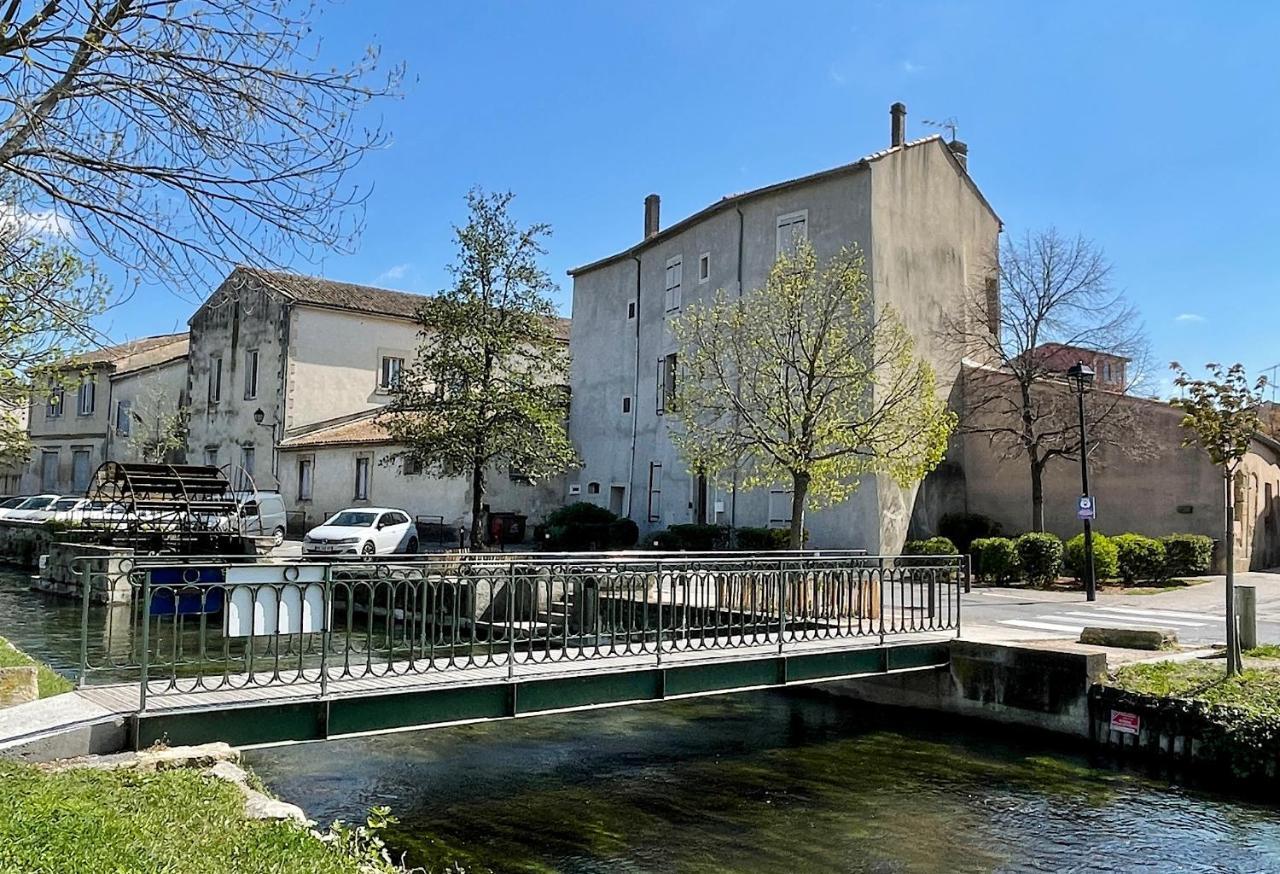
(52, 499), (80, 511)
(0, 498), (24, 509)
(19, 497), (56, 510)
(327, 511), (377, 527)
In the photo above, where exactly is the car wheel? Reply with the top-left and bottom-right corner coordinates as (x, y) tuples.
(361, 541), (376, 556)
(407, 537), (419, 554)
(272, 527), (286, 547)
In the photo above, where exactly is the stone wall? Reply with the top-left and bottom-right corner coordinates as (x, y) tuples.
(38, 542), (134, 604)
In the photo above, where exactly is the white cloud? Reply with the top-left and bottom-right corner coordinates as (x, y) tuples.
(1174, 313), (1204, 323)
(902, 60), (924, 75)
(828, 65), (846, 86)
(0, 204), (74, 239)
(375, 263), (411, 285)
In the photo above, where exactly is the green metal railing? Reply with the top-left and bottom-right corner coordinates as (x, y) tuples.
(73, 550), (966, 710)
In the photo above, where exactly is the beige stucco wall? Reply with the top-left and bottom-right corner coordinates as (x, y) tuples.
(277, 443), (563, 542)
(285, 307), (418, 432)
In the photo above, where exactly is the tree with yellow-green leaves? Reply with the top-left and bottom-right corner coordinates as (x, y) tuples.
(670, 241), (956, 549)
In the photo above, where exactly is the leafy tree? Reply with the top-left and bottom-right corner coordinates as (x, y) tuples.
(0, 215), (108, 466)
(670, 241), (955, 549)
(381, 189), (577, 548)
(943, 228), (1151, 531)
(0, 0), (400, 290)
(1171, 361), (1266, 675)
(125, 383), (190, 464)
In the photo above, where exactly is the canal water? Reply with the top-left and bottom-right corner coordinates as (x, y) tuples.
(2, 567), (1279, 872)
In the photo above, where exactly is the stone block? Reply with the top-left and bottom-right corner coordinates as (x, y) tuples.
(0, 667), (38, 708)
(1079, 626), (1177, 650)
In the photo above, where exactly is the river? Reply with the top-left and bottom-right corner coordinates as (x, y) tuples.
(1, 567), (1278, 872)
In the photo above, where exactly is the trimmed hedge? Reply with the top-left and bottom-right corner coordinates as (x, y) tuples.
(538, 502), (636, 551)
(1114, 533), (1166, 584)
(938, 513), (1002, 555)
(1161, 533), (1214, 577)
(971, 537), (1020, 584)
(650, 524), (730, 551)
(1015, 532), (1063, 585)
(1063, 532), (1119, 581)
(903, 537), (959, 556)
(735, 526), (807, 550)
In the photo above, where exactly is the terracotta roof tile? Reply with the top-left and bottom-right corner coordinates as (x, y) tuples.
(67, 333), (189, 371)
(279, 410), (392, 449)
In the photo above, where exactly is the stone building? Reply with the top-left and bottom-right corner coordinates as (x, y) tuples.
(565, 102), (1000, 550)
(20, 333), (189, 494)
(185, 266), (567, 537)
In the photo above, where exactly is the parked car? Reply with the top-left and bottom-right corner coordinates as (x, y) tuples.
(235, 491), (288, 546)
(0, 495), (59, 521)
(39, 498), (131, 527)
(0, 496), (28, 516)
(303, 508), (418, 556)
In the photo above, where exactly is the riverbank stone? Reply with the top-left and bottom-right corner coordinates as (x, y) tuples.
(1079, 627), (1177, 650)
(0, 666), (38, 708)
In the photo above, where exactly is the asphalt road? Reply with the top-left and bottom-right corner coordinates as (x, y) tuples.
(962, 570), (1280, 647)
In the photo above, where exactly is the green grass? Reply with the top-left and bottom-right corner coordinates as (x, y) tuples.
(1110, 659), (1280, 720)
(0, 762), (368, 874)
(0, 636), (72, 698)
(1245, 645), (1280, 661)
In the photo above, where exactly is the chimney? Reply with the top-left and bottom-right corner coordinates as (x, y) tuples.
(949, 139), (968, 171)
(644, 193), (660, 239)
(890, 102), (906, 147)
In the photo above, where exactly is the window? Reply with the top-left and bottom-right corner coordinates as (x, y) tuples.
(203, 446), (219, 467)
(241, 445), (256, 477)
(509, 465), (532, 483)
(622, 396), (632, 414)
(71, 449), (92, 493)
(647, 462), (663, 523)
(403, 456), (422, 476)
(208, 356), (223, 404)
(627, 301), (636, 320)
(587, 481), (601, 495)
(379, 356), (404, 391)
(664, 256), (682, 312)
(40, 451), (58, 492)
(698, 252), (710, 284)
(656, 352), (677, 413)
(354, 456), (371, 500)
(297, 457), (314, 501)
(115, 400), (132, 436)
(776, 210), (808, 256)
(244, 349), (259, 400)
(47, 385), (64, 418)
(1103, 362), (1113, 383)
(768, 489), (794, 527)
(76, 378), (95, 415)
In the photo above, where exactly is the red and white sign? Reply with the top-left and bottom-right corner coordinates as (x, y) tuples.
(1110, 710), (1141, 735)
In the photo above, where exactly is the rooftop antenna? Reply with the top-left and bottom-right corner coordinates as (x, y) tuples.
(922, 116), (959, 141)
(1264, 362), (1280, 403)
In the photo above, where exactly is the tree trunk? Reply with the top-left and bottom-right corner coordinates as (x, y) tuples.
(789, 471), (810, 550)
(1030, 457), (1046, 532)
(469, 460), (485, 551)
(1225, 468), (1241, 675)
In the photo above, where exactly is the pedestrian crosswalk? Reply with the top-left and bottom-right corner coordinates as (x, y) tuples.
(996, 604), (1221, 636)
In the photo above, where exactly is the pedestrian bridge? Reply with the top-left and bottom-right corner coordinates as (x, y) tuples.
(71, 551), (966, 748)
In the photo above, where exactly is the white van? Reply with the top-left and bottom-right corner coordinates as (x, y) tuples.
(236, 491), (288, 546)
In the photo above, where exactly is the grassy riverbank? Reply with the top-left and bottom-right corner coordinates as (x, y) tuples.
(0, 761), (399, 874)
(0, 636), (72, 698)
(1110, 648), (1280, 718)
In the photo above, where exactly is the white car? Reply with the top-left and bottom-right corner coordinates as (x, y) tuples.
(303, 508), (417, 556)
(0, 494), (59, 521)
(41, 498), (131, 526)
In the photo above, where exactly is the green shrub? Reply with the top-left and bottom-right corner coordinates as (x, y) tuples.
(1015, 532), (1063, 585)
(1113, 533), (1166, 584)
(970, 537), (1020, 584)
(938, 513), (1002, 554)
(1063, 533), (1119, 581)
(1161, 533), (1214, 577)
(734, 526), (806, 550)
(650, 523), (730, 551)
(539, 502), (634, 551)
(609, 518), (639, 549)
(545, 502), (617, 527)
(903, 537), (959, 555)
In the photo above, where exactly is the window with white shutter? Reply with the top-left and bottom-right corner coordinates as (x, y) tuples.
(664, 256), (682, 312)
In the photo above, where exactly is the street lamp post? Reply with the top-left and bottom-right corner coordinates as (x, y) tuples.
(1067, 361), (1097, 602)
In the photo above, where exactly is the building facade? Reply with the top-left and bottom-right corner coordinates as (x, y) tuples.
(566, 103), (1000, 551)
(185, 267), (569, 539)
(21, 333), (189, 494)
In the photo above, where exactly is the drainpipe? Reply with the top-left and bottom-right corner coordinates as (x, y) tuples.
(625, 255), (642, 518)
(730, 207), (744, 532)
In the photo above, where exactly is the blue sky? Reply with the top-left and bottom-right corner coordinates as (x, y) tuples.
(100, 1), (1280, 398)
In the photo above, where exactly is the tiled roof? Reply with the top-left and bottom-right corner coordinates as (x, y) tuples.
(568, 135), (999, 276)
(232, 266), (571, 340)
(278, 410), (392, 449)
(68, 333), (189, 372)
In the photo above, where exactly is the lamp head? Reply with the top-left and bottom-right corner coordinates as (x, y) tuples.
(253, 408), (265, 426)
(1066, 361), (1095, 391)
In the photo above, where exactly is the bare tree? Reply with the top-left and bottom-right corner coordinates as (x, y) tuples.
(0, 0), (401, 292)
(944, 228), (1151, 531)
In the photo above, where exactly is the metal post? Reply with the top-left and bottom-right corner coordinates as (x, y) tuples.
(1237, 584), (1257, 652)
(78, 562), (91, 688)
(319, 564), (331, 698)
(777, 568), (786, 654)
(655, 571), (663, 666)
(1077, 387), (1097, 602)
(506, 572), (516, 681)
(139, 570), (151, 712)
(1225, 471), (1241, 674)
